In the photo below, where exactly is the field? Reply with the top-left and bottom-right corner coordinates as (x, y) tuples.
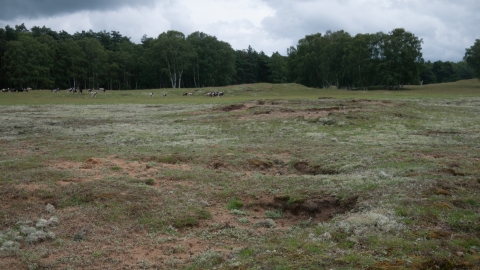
(1, 80), (480, 269)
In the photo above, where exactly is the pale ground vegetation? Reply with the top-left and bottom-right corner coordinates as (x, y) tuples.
(1, 82), (480, 269)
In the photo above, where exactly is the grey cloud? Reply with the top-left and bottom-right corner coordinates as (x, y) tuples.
(0, 0), (158, 20)
(260, 0), (480, 61)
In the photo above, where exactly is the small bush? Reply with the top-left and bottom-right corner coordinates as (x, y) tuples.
(254, 219), (276, 228)
(239, 247), (255, 257)
(227, 197), (244, 210)
(110, 166), (122, 171)
(144, 179), (155, 186)
(72, 231), (85, 242)
(172, 216), (198, 228)
(231, 209), (247, 215)
(158, 154), (185, 164)
(265, 209), (283, 219)
(196, 209), (212, 220)
(238, 217), (249, 224)
(189, 251), (224, 269)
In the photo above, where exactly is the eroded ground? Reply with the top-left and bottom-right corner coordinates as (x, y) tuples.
(1, 97), (480, 269)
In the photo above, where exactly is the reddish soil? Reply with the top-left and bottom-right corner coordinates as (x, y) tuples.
(1, 155), (357, 269)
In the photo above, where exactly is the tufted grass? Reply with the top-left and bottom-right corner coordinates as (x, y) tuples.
(1, 79), (479, 269)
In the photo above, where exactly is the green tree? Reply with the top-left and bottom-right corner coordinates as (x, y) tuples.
(59, 39), (87, 89)
(4, 33), (55, 89)
(432, 61), (457, 83)
(322, 30), (352, 88)
(379, 28), (423, 88)
(0, 28), (7, 87)
(420, 61), (437, 84)
(187, 31), (236, 87)
(35, 33), (58, 88)
(288, 33), (327, 87)
(464, 39), (480, 79)
(269, 52), (287, 83)
(455, 61), (474, 80)
(77, 37), (107, 89)
(31, 26), (59, 41)
(257, 51), (271, 83)
(149, 31), (196, 88)
(343, 33), (381, 89)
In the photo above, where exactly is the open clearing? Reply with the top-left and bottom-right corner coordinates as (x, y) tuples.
(1, 81), (480, 269)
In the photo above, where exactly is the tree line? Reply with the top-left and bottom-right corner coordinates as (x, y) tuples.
(286, 29), (476, 89)
(0, 23), (478, 90)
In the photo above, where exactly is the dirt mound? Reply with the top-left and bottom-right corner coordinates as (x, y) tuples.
(248, 159), (273, 169)
(210, 161), (230, 170)
(293, 161), (338, 175)
(251, 194), (358, 221)
(85, 158), (101, 165)
(209, 158), (340, 177)
(305, 106), (341, 112)
(219, 104), (246, 111)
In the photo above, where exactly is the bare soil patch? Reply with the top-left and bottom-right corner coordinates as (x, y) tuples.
(250, 194), (358, 222)
(209, 157), (340, 176)
(49, 156), (192, 183)
(219, 104), (246, 111)
(293, 161), (338, 175)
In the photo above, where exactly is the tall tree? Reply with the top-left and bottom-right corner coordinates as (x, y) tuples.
(0, 28), (7, 87)
(379, 28), (423, 87)
(59, 39), (87, 89)
(322, 30), (352, 88)
(77, 37), (107, 89)
(149, 31), (196, 88)
(455, 61), (475, 80)
(257, 51), (271, 83)
(420, 61), (437, 84)
(289, 33), (327, 87)
(432, 61), (456, 83)
(343, 33), (381, 89)
(269, 52), (287, 83)
(4, 33), (54, 89)
(187, 31), (236, 87)
(464, 39), (480, 79)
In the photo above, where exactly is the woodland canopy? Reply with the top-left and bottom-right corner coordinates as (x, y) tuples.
(0, 23), (476, 90)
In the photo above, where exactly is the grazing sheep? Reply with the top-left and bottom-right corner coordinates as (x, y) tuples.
(99, 88), (105, 92)
(52, 88), (59, 93)
(162, 93), (167, 97)
(2, 88), (8, 92)
(149, 92), (154, 98)
(207, 92), (218, 97)
(90, 91), (97, 98)
(187, 92), (194, 97)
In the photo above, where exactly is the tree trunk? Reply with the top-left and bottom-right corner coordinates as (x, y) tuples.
(178, 69), (183, 89)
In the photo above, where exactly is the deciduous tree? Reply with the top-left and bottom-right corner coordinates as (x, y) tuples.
(464, 39), (480, 79)
(149, 31), (196, 88)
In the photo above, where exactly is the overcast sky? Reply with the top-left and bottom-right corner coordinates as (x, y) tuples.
(0, 0), (478, 62)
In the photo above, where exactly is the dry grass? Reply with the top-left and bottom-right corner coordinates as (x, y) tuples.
(1, 80), (480, 269)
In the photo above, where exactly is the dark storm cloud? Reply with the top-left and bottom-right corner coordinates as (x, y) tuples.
(0, 0), (157, 19)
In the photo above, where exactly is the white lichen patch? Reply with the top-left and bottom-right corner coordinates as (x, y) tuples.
(334, 209), (405, 236)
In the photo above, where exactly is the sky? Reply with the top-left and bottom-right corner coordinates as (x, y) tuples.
(0, 0), (478, 62)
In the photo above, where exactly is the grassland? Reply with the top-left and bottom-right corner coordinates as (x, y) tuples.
(1, 80), (480, 269)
